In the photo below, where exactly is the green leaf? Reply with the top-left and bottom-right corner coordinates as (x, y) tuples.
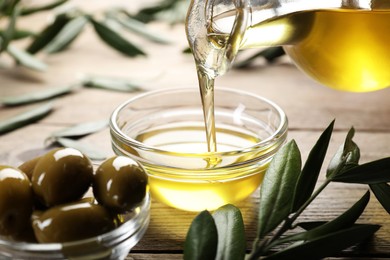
(90, 18), (146, 57)
(331, 157), (390, 184)
(0, 102), (53, 134)
(0, 5), (19, 52)
(82, 75), (143, 92)
(184, 210), (218, 260)
(50, 119), (108, 139)
(292, 120), (334, 212)
(296, 221), (327, 231)
(0, 0), (20, 16)
(0, 1), (7, 11)
(153, 0), (188, 24)
(26, 13), (71, 54)
(9, 29), (36, 40)
(258, 140), (302, 239)
(44, 15), (88, 53)
(259, 47), (286, 62)
(107, 12), (173, 44)
(6, 44), (48, 71)
(0, 84), (78, 106)
(131, 0), (179, 23)
(54, 137), (107, 161)
(263, 224), (380, 260)
(370, 183), (390, 214)
(212, 204), (246, 260)
(234, 47), (285, 68)
(20, 0), (68, 16)
(183, 47), (191, 54)
(274, 191), (370, 245)
(342, 128), (360, 165)
(327, 127), (360, 178)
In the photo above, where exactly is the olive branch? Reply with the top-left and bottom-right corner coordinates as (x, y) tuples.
(184, 120), (390, 260)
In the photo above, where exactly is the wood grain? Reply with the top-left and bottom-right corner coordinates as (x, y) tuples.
(0, 1), (389, 259)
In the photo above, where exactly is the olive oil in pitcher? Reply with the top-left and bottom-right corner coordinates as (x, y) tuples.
(209, 6), (390, 92)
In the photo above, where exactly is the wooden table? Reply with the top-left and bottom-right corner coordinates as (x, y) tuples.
(0, 1), (389, 259)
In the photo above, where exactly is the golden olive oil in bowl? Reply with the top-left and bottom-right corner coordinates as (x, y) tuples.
(110, 88), (287, 211)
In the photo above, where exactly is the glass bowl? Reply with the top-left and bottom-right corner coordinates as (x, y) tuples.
(110, 87), (288, 211)
(0, 193), (150, 260)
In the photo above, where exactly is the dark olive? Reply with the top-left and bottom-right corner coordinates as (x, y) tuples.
(93, 156), (148, 213)
(0, 166), (34, 237)
(32, 201), (117, 243)
(32, 148), (93, 207)
(18, 156), (41, 180)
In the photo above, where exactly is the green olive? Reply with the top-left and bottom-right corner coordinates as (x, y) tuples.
(32, 201), (117, 243)
(9, 223), (38, 243)
(32, 148), (93, 207)
(18, 156), (49, 210)
(0, 166), (34, 237)
(93, 156), (148, 213)
(18, 156), (41, 180)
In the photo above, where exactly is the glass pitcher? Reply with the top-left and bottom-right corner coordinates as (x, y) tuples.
(186, 0), (390, 92)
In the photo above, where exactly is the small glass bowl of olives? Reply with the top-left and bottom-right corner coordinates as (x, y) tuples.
(0, 148), (150, 260)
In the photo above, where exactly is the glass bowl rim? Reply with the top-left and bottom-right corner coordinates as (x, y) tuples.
(110, 87), (288, 157)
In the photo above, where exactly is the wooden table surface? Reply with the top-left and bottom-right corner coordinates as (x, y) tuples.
(0, 1), (389, 259)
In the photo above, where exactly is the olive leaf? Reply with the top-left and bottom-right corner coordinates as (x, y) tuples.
(154, 0), (188, 24)
(296, 221), (327, 231)
(184, 121), (389, 259)
(291, 120), (334, 212)
(263, 224), (380, 260)
(0, 102), (53, 134)
(20, 0), (68, 16)
(0, 5), (19, 52)
(183, 47), (191, 54)
(6, 44), (47, 71)
(49, 119), (108, 139)
(183, 210), (218, 260)
(212, 204), (246, 260)
(82, 75), (143, 92)
(26, 13), (72, 54)
(107, 11), (173, 44)
(90, 18), (146, 57)
(370, 183), (390, 214)
(0, 1), (8, 12)
(4, 29), (35, 40)
(0, 1), (6, 10)
(234, 47), (285, 69)
(258, 140), (302, 239)
(327, 127), (360, 178)
(54, 137), (107, 161)
(0, 83), (79, 106)
(131, 0), (180, 23)
(272, 191), (370, 246)
(342, 127), (360, 165)
(0, 0), (20, 16)
(331, 158), (390, 184)
(44, 15), (88, 53)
